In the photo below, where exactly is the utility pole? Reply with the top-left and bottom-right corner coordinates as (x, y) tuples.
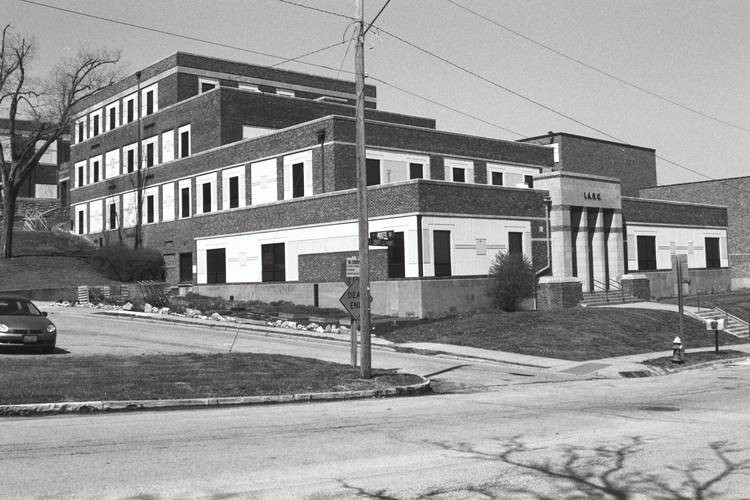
(355, 0), (371, 378)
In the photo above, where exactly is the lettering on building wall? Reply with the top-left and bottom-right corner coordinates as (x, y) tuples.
(584, 192), (602, 201)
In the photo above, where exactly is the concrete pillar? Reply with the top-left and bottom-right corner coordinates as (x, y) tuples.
(575, 208), (591, 292)
(607, 211), (625, 284)
(550, 205), (575, 277)
(591, 208), (608, 289)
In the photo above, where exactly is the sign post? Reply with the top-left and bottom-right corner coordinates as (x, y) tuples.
(706, 318), (725, 353)
(672, 254), (689, 340)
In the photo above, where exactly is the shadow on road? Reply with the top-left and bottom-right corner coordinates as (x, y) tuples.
(0, 346), (70, 355)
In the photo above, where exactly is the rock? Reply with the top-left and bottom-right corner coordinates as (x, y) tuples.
(184, 308), (202, 318)
(144, 303), (154, 313)
(331, 326), (340, 334)
(210, 312), (225, 321)
(225, 316), (237, 323)
(306, 322), (319, 331)
(158, 307), (170, 315)
(324, 325), (332, 333)
(122, 302), (133, 311)
(315, 326), (325, 333)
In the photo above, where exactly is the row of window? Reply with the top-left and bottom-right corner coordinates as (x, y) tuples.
(635, 236), (723, 270)
(74, 125), (191, 188)
(75, 83), (159, 144)
(198, 77), (296, 98)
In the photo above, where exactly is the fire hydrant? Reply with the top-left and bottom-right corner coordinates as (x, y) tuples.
(671, 336), (685, 363)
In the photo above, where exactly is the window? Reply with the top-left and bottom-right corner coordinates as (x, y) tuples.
(262, 243), (285, 282)
(508, 232), (523, 255)
(76, 161), (86, 187)
(180, 185), (191, 218)
(145, 141), (155, 168)
(179, 253), (193, 282)
(91, 158), (100, 183)
(433, 230), (452, 277)
(222, 166), (245, 210)
(239, 83), (261, 92)
(388, 232), (405, 278)
(452, 167), (465, 183)
(409, 163), (423, 179)
(198, 78), (218, 93)
(125, 146), (136, 173)
(291, 162), (304, 198)
(491, 171), (503, 186)
(706, 237), (721, 269)
(146, 194), (155, 223)
(276, 89), (295, 97)
(77, 209), (85, 234)
(106, 103), (118, 131)
(228, 177), (239, 208)
(205, 248), (226, 284)
(108, 200), (118, 230)
(77, 120), (86, 143)
(92, 114), (100, 137)
(145, 90), (154, 115)
(178, 124), (191, 158)
(202, 182), (212, 213)
(124, 93), (137, 123)
(141, 84), (158, 116)
(283, 151), (312, 199)
(366, 158), (381, 186)
(524, 175), (534, 188)
(637, 235), (657, 270)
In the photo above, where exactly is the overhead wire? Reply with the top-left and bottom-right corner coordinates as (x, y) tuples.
(445, 0), (750, 134)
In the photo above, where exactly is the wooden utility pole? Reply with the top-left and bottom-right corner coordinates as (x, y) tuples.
(355, 0), (371, 378)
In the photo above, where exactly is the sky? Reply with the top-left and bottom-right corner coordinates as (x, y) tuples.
(3, 0), (748, 186)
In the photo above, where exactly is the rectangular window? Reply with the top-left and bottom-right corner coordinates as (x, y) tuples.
(388, 232), (405, 278)
(199, 78), (218, 93)
(77, 165), (85, 187)
(202, 182), (212, 213)
(206, 248), (226, 284)
(146, 142), (155, 167)
(77, 121), (85, 143)
(433, 230), (452, 277)
(491, 172), (503, 186)
(452, 167), (465, 183)
(178, 125), (191, 158)
(508, 232), (523, 255)
(126, 148), (135, 173)
(705, 237), (721, 269)
(92, 160), (100, 183)
(276, 89), (295, 97)
(108, 202), (118, 230)
(146, 195), (155, 223)
(292, 162), (304, 198)
(409, 163), (423, 180)
(239, 83), (261, 92)
(126, 98), (135, 123)
(77, 210), (85, 235)
(524, 175), (534, 188)
(179, 252), (193, 282)
(108, 106), (117, 130)
(92, 114), (100, 137)
(180, 186), (191, 218)
(262, 243), (286, 282)
(637, 235), (657, 270)
(145, 90), (154, 115)
(229, 176), (239, 208)
(366, 158), (381, 186)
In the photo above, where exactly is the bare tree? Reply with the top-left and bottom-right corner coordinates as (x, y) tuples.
(0, 24), (120, 258)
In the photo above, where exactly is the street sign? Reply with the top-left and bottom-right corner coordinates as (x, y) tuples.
(706, 319), (725, 330)
(339, 278), (373, 320)
(345, 256), (360, 278)
(368, 230), (395, 247)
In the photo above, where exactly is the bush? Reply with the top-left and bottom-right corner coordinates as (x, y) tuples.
(89, 244), (165, 282)
(488, 251), (535, 312)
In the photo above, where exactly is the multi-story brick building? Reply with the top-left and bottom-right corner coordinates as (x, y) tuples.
(63, 52), (730, 316)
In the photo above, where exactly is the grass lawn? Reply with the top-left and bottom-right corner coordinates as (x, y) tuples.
(662, 290), (750, 321)
(375, 308), (748, 361)
(0, 353), (422, 405)
(643, 349), (748, 370)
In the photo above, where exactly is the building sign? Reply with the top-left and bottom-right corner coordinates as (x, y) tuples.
(345, 256), (360, 278)
(584, 192), (602, 201)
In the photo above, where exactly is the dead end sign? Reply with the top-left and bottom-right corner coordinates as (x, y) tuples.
(339, 279), (373, 319)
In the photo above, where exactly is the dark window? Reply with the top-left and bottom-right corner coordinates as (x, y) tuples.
(508, 232), (523, 255)
(92, 161), (99, 183)
(637, 235), (657, 270)
(292, 162), (305, 198)
(60, 181), (68, 207)
(145, 90), (154, 115)
(146, 143), (154, 167)
(77, 122), (84, 142)
(388, 232), (405, 278)
(229, 176), (239, 208)
(180, 130), (190, 157)
(262, 243), (286, 282)
(92, 115), (99, 137)
(78, 166), (84, 187)
(202, 183), (212, 213)
(206, 248), (226, 284)
(109, 107), (116, 129)
(491, 171), (503, 186)
(180, 187), (190, 218)
(433, 230), (452, 277)
(109, 203), (117, 229)
(201, 81), (216, 93)
(366, 158), (381, 186)
(409, 163), (423, 179)
(452, 167), (465, 183)
(126, 149), (135, 173)
(179, 252), (193, 282)
(127, 99), (134, 122)
(77, 210), (84, 234)
(146, 195), (155, 223)
(706, 237), (721, 268)
(524, 175), (534, 188)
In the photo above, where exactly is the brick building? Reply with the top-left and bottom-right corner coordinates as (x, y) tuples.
(64, 52), (730, 316)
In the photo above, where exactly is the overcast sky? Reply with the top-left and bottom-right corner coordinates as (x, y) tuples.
(4, 0), (748, 186)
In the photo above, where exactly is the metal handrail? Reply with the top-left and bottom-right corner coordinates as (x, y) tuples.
(592, 279), (609, 302)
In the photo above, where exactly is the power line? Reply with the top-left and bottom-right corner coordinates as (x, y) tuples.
(445, 0), (750, 134)
(270, 40), (347, 68)
(276, 0), (354, 20)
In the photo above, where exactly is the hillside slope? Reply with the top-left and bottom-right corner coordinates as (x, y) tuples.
(0, 256), (115, 291)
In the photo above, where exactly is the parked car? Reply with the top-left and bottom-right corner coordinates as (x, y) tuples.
(0, 296), (56, 353)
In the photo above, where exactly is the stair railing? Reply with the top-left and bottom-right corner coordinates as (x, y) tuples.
(608, 278), (624, 302)
(592, 279), (609, 302)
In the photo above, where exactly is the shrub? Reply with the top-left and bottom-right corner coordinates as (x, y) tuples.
(488, 251), (535, 312)
(89, 244), (165, 282)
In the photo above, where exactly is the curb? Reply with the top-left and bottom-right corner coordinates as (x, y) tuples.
(648, 356), (750, 376)
(0, 377), (432, 417)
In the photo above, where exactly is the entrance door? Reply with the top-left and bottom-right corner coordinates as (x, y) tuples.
(179, 252), (193, 283)
(433, 230), (452, 277)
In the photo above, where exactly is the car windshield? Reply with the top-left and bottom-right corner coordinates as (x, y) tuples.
(0, 299), (42, 316)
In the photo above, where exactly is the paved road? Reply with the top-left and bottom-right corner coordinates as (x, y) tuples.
(3, 360), (750, 498)
(27, 307), (572, 392)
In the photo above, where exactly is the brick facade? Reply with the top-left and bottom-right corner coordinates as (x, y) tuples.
(621, 197), (727, 227)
